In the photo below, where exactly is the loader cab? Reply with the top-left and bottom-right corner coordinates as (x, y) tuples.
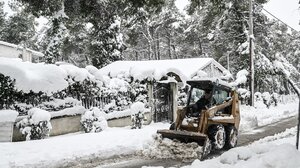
(157, 79), (240, 156)
(186, 79), (233, 115)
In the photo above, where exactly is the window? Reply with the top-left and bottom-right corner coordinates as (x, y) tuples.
(190, 88), (205, 104)
(213, 88), (229, 104)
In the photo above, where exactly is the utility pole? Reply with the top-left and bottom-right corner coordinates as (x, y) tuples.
(227, 52), (230, 72)
(249, 0), (254, 106)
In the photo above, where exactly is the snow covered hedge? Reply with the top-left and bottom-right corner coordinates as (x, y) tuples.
(81, 107), (108, 133)
(16, 108), (52, 140)
(0, 58), (149, 116)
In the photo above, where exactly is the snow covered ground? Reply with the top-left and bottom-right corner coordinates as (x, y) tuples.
(180, 127), (300, 168)
(0, 100), (299, 168)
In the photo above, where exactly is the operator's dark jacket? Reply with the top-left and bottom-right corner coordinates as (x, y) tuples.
(196, 96), (216, 110)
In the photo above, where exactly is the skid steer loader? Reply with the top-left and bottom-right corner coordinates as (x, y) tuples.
(157, 79), (240, 158)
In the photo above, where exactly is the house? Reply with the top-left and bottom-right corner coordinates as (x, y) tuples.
(99, 58), (229, 123)
(0, 41), (44, 62)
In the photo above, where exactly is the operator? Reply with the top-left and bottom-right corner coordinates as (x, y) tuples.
(190, 89), (216, 117)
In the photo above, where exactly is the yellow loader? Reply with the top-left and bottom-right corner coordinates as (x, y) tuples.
(157, 79), (240, 157)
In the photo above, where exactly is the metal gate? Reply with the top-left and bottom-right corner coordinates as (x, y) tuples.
(153, 83), (173, 122)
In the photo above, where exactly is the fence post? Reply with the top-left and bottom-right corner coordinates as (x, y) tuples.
(287, 79), (300, 150)
(148, 81), (154, 122)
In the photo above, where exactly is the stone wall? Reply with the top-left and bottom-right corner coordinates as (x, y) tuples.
(0, 122), (14, 142)
(12, 112), (152, 142)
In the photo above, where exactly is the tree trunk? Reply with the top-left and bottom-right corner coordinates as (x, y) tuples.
(198, 37), (203, 56)
(167, 30), (172, 59)
(157, 32), (160, 60)
(172, 45), (178, 59)
(135, 51), (138, 60)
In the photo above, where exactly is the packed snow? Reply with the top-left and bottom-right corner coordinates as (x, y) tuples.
(180, 127), (300, 168)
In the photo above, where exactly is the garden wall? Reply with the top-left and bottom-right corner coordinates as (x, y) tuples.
(12, 112), (152, 142)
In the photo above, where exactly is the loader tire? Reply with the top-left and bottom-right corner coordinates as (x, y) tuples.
(225, 125), (238, 149)
(169, 122), (176, 130)
(201, 138), (211, 160)
(208, 124), (226, 150)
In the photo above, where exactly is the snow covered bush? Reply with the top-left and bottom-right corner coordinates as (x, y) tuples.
(100, 77), (148, 113)
(177, 86), (189, 106)
(129, 80), (148, 105)
(261, 92), (278, 108)
(39, 97), (82, 111)
(130, 102), (146, 129)
(16, 108), (52, 140)
(237, 88), (250, 105)
(81, 107), (108, 133)
(254, 92), (262, 102)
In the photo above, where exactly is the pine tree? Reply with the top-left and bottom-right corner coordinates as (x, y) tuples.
(0, 1), (37, 49)
(43, 2), (68, 64)
(61, 17), (89, 67)
(1, 11), (37, 46)
(0, 2), (6, 38)
(18, 0), (165, 67)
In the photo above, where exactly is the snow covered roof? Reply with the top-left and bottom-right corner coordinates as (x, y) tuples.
(0, 40), (44, 57)
(99, 58), (227, 83)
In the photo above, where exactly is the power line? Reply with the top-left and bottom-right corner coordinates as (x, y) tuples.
(255, 2), (298, 32)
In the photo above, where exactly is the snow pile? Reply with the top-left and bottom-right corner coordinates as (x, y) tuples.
(0, 57), (68, 95)
(183, 126), (300, 168)
(239, 101), (298, 132)
(0, 110), (19, 122)
(253, 127), (296, 145)
(142, 134), (203, 160)
(184, 143), (300, 168)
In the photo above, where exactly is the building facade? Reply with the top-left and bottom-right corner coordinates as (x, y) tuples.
(0, 41), (44, 62)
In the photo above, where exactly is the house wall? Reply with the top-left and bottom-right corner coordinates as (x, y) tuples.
(201, 63), (224, 78)
(22, 50), (32, 62)
(0, 45), (21, 59)
(0, 43), (40, 62)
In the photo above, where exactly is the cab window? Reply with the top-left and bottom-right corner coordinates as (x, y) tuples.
(213, 88), (230, 104)
(190, 87), (205, 104)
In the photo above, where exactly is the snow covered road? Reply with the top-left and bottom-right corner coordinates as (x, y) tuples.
(91, 116), (299, 168)
(0, 101), (299, 168)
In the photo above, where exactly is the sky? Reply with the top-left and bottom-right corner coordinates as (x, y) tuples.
(1, 0), (300, 31)
(264, 0), (300, 31)
(174, 0), (300, 31)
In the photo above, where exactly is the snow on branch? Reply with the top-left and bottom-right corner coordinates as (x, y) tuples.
(230, 69), (249, 87)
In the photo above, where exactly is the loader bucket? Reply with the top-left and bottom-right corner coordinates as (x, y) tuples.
(157, 129), (208, 146)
